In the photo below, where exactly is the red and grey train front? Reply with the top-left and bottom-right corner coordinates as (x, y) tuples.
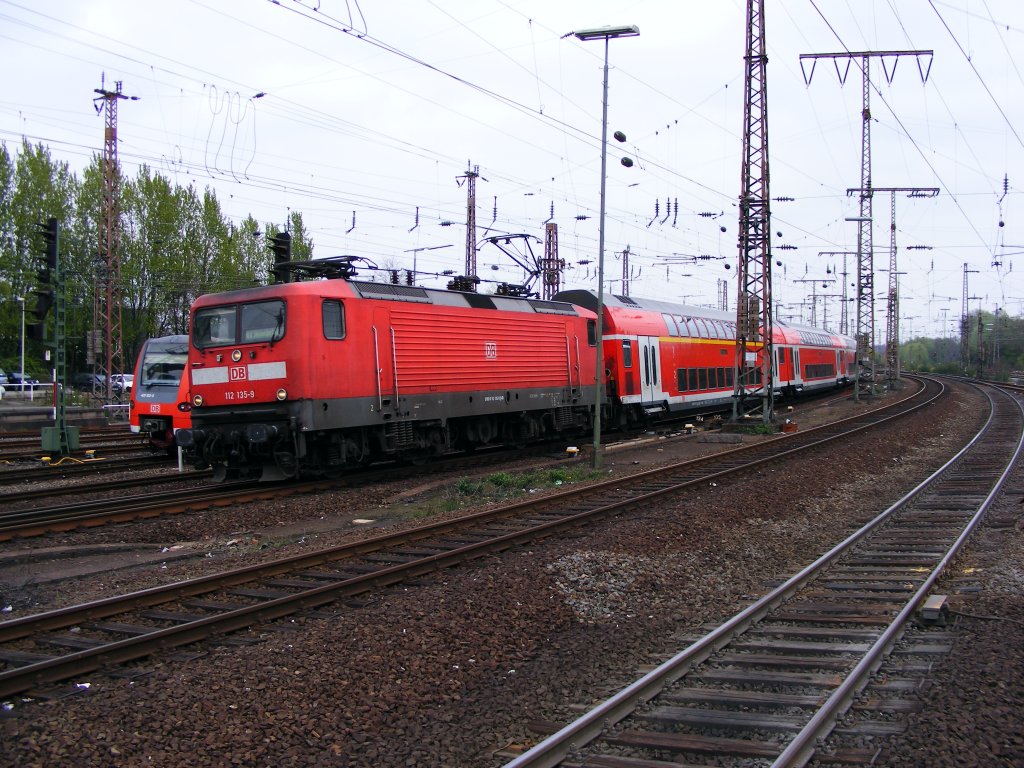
(176, 289), (299, 481)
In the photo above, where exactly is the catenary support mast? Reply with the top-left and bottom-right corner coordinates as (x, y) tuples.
(93, 75), (136, 401)
(459, 162), (480, 290)
(732, 0), (774, 425)
(799, 49), (932, 400)
(844, 186), (938, 385)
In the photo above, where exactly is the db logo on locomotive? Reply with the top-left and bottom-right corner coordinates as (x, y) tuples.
(484, 342), (497, 359)
(229, 366), (248, 381)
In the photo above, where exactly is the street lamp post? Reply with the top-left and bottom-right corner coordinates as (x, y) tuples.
(570, 23), (639, 469)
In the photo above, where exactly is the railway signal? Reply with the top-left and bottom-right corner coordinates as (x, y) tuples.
(27, 218), (58, 342)
(27, 217), (78, 454)
(269, 231), (292, 284)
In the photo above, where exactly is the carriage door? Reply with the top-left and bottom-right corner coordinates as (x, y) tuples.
(372, 308), (396, 412)
(639, 336), (660, 402)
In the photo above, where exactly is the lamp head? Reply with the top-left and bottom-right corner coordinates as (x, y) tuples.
(571, 25), (640, 41)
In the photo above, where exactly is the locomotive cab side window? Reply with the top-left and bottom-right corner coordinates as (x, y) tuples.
(587, 319), (597, 346)
(323, 300), (346, 340)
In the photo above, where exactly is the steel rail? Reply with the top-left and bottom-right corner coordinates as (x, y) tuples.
(772, 383), (1024, 767)
(0, 439), (571, 540)
(0, 469), (212, 504)
(501, 379), (1021, 768)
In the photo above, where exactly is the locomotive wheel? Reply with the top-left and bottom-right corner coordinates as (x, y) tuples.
(273, 451), (299, 479)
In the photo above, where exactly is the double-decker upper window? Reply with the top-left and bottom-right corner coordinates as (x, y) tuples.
(193, 300), (286, 348)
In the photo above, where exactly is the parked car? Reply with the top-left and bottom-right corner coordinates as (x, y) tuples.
(111, 373), (134, 394)
(0, 367), (8, 387)
(72, 372), (106, 390)
(6, 372), (41, 391)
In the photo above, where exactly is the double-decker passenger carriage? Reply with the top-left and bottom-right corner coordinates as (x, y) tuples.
(177, 258), (598, 481)
(129, 334), (191, 452)
(772, 323), (857, 395)
(554, 290), (855, 429)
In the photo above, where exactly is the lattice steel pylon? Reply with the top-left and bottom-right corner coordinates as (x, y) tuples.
(541, 222), (562, 300)
(458, 162), (481, 290)
(93, 75), (136, 401)
(800, 49), (932, 400)
(731, 0), (774, 425)
(960, 263), (977, 372)
(620, 245), (631, 298)
(845, 186), (939, 385)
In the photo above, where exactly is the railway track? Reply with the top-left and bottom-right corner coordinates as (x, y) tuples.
(0, 438), (152, 463)
(0, 439), (578, 540)
(0, 376), (944, 700)
(0, 425), (126, 442)
(502, 379), (1024, 768)
(0, 467), (213, 505)
(0, 455), (173, 487)
(0, 478), (302, 541)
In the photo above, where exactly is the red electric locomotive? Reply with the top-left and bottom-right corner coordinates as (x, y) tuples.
(554, 290), (855, 428)
(129, 334), (192, 452)
(177, 258), (598, 481)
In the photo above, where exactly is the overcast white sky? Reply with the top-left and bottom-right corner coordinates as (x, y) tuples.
(1, 0), (1021, 339)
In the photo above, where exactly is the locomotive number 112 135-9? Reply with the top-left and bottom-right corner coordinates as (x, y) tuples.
(224, 389), (257, 401)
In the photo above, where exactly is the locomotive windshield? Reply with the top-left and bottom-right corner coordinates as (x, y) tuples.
(193, 300), (286, 349)
(140, 341), (187, 387)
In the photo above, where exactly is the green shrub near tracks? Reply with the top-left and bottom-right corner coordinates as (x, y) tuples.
(405, 466), (601, 519)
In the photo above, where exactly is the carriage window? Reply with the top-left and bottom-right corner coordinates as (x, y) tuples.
(323, 300), (345, 340)
(587, 319), (597, 346)
(622, 340), (633, 368)
(698, 368), (707, 390)
(677, 368), (688, 392)
(662, 314), (680, 336)
(688, 368), (698, 391)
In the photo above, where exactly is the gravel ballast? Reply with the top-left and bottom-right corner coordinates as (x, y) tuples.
(1, 380), (1021, 767)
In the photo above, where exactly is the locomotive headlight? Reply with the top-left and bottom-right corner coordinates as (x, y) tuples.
(231, 349), (242, 362)
(276, 388), (288, 401)
(193, 394), (204, 407)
